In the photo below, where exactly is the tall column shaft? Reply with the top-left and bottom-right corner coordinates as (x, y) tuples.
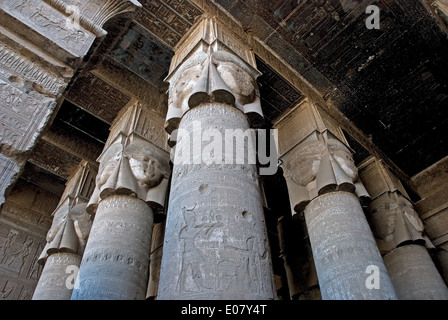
(436, 249), (448, 286)
(73, 195), (152, 299)
(157, 17), (275, 300)
(305, 191), (395, 299)
(158, 103), (275, 300)
(32, 161), (97, 300)
(71, 101), (170, 300)
(146, 221), (166, 299)
(277, 215), (320, 300)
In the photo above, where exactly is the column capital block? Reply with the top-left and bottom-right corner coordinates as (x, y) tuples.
(277, 101), (369, 214)
(358, 156), (409, 200)
(88, 100), (170, 218)
(164, 16), (264, 133)
(39, 160), (98, 264)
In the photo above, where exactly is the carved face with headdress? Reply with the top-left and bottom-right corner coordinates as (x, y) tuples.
(369, 193), (425, 252)
(170, 53), (208, 112)
(285, 134), (358, 188)
(212, 50), (259, 110)
(285, 138), (327, 187)
(124, 142), (168, 189)
(327, 137), (358, 181)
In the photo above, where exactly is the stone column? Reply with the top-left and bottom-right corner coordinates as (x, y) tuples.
(277, 216), (301, 300)
(436, 248), (448, 286)
(277, 214), (320, 300)
(146, 221), (166, 300)
(359, 157), (448, 299)
(275, 100), (397, 300)
(0, 0), (141, 207)
(157, 17), (276, 300)
(71, 100), (170, 300)
(32, 160), (97, 300)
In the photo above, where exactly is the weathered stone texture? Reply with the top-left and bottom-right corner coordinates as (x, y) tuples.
(72, 195), (153, 300)
(0, 0), (143, 208)
(158, 104), (276, 300)
(0, 179), (59, 300)
(32, 252), (81, 300)
(359, 156), (448, 299)
(0, 155), (21, 206)
(146, 221), (165, 299)
(31, 161), (97, 300)
(436, 248), (448, 286)
(72, 101), (169, 300)
(305, 191), (396, 300)
(384, 244), (448, 300)
(367, 192), (430, 254)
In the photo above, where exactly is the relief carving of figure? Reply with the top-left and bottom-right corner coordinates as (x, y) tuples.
(0, 230), (18, 264)
(0, 283), (14, 299)
(3, 238), (33, 273)
(177, 205), (216, 293)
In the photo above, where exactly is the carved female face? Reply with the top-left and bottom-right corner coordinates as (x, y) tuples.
(170, 53), (208, 112)
(327, 138), (358, 181)
(286, 140), (326, 186)
(128, 154), (164, 189)
(399, 197), (424, 233)
(173, 63), (204, 109)
(46, 223), (60, 243)
(285, 137), (357, 187)
(369, 196), (399, 242)
(216, 61), (255, 104)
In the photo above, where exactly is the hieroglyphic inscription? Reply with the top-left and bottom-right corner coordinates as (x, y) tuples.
(159, 104), (275, 300)
(0, 44), (68, 97)
(4, 0), (94, 57)
(0, 79), (56, 152)
(66, 72), (131, 124)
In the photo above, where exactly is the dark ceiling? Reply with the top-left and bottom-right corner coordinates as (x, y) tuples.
(215, 0), (448, 176)
(256, 55), (305, 123)
(34, 0), (448, 193)
(16, 0), (447, 296)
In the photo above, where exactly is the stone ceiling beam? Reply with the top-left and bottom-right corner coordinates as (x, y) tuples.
(28, 140), (82, 180)
(188, 0), (413, 191)
(91, 57), (168, 117)
(41, 126), (103, 165)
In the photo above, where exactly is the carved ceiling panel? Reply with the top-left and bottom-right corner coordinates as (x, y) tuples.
(28, 140), (82, 180)
(66, 72), (131, 125)
(256, 55), (304, 123)
(213, 0), (448, 176)
(135, 0), (203, 48)
(109, 22), (173, 90)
